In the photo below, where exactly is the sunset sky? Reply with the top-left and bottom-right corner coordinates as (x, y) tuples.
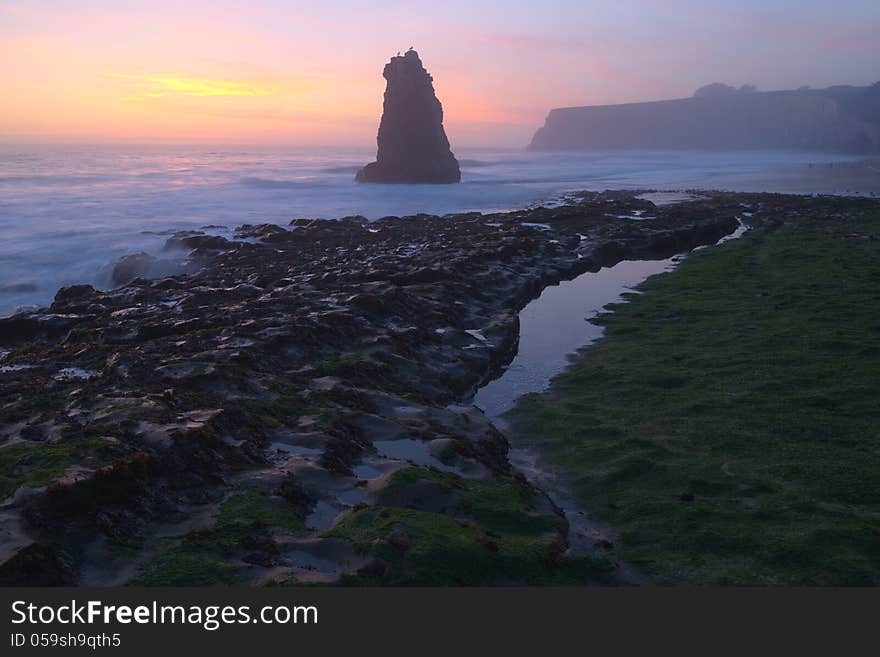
(1, 0), (878, 147)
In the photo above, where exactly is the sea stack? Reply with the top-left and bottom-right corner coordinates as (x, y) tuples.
(356, 49), (460, 184)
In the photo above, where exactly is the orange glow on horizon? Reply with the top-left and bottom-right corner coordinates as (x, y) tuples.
(5, 1), (873, 147)
(0, 54), (536, 146)
(0, 3), (561, 147)
(114, 75), (274, 98)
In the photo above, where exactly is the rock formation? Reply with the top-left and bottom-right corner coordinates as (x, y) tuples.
(356, 49), (460, 184)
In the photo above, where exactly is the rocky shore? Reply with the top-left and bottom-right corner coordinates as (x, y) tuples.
(0, 191), (743, 585)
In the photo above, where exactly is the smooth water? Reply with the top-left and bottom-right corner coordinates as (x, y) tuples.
(0, 145), (851, 315)
(472, 219), (750, 423)
(473, 257), (676, 423)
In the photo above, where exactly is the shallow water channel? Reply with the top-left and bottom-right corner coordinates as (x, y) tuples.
(473, 257), (677, 424)
(471, 217), (749, 583)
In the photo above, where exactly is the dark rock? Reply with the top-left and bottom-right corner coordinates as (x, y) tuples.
(319, 433), (366, 476)
(151, 277), (184, 290)
(234, 224), (286, 240)
(164, 233), (231, 252)
(338, 215), (370, 225)
(0, 315), (40, 344)
(387, 535), (411, 552)
(356, 558), (394, 581)
(33, 313), (85, 337)
(240, 530), (280, 567)
(389, 266), (449, 285)
(111, 252), (156, 285)
(242, 551), (279, 568)
(356, 49), (460, 184)
(0, 542), (78, 586)
(476, 535), (500, 552)
(276, 474), (316, 517)
(53, 284), (97, 305)
(112, 251), (198, 285)
(262, 231), (298, 245)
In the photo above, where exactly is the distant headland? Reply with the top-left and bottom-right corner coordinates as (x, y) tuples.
(530, 82), (880, 153)
(356, 49), (461, 184)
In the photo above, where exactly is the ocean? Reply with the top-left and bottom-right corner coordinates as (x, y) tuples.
(0, 145), (861, 316)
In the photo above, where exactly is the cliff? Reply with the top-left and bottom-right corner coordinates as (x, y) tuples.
(357, 49), (460, 183)
(529, 85), (880, 153)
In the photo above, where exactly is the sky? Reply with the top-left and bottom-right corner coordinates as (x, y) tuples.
(1, 0), (878, 147)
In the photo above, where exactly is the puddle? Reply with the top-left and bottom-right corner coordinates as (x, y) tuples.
(53, 367), (97, 381)
(338, 489), (367, 505)
(606, 211), (656, 220)
(694, 218), (749, 249)
(373, 439), (462, 474)
(303, 484), (368, 531)
(473, 258), (676, 424)
(474, 220), (749, 424)
(271, 443), (323, 459)
(0, 363), (34, 373)
(285, 550), (343, 573)
(278, 537), (365, 578)
(352, 463), (384, 479)
(305, 500), (342, 531)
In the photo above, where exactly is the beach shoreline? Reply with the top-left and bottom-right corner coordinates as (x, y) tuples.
(2, 146), (877, 317)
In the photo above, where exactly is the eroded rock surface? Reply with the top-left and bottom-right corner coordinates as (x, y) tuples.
(356, 49), (460, 184)
(0, 190), (772, 585)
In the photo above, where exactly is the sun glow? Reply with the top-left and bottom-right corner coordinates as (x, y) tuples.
(127, 75), (272, 98)
(2, 0), (877, 146)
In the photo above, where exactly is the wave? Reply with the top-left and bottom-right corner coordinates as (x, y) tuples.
(0, 282), (38, 295)
(460, 158), (537, 168)
(458, 159), (492, 168)
(464, 175), (614, 185)
(239, 176), (314, 189)
(0, 174), (111, 185)
(320, 165), (362, 174)
(323, 160), (517, 173)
